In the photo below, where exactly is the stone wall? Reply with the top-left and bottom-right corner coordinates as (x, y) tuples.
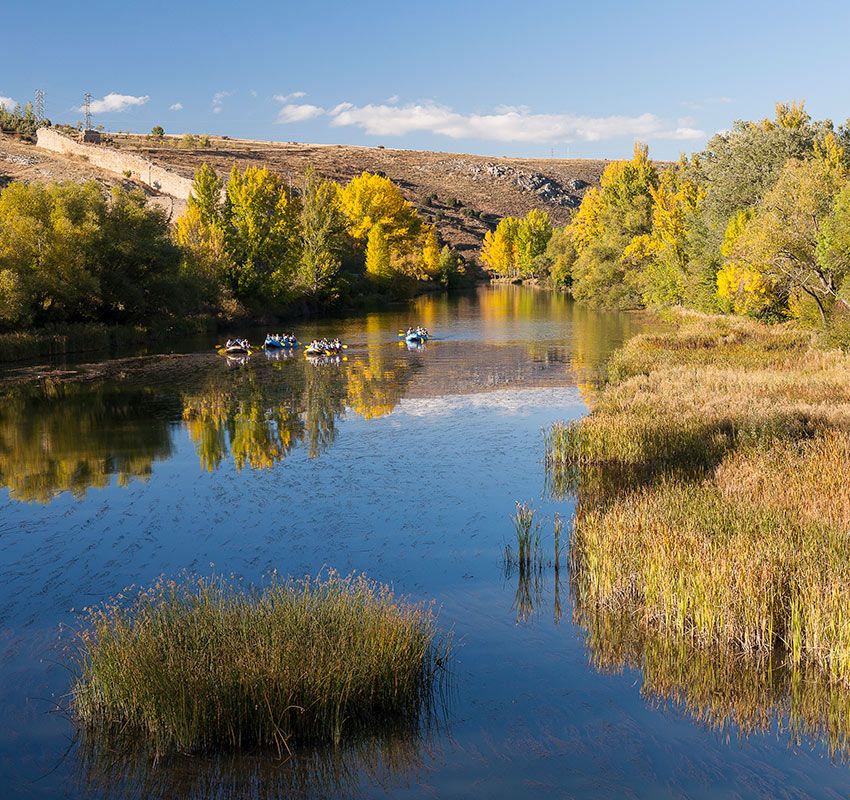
(36, 128), (193, 200)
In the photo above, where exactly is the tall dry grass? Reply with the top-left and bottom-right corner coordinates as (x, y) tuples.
(71, 572), (449, 756)
(549, 311), (850, 694)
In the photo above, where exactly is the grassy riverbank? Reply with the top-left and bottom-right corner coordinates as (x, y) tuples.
(548, 312), (850, 685)
(71, 573), (448, 756)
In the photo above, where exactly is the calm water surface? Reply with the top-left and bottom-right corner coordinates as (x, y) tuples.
(1, 286), (848, 799)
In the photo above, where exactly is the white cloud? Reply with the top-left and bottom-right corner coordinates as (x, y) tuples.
(250, 89), (258, 98)
(386, 94), (400, 104)
(662, 126), (705, 141)
(274, 91), (306, 103)
(327, 101), (703, 143)
(276, 103), (325, 123)
(212, 91), (232, 114)
(0, 95), (17, 111)
(83, 93), (149, 114)
(169, 102), (183, 111)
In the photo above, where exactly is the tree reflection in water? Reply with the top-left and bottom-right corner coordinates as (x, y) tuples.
(0, 381), (178, 503)
(0, 343), (419, 503)
(183, 345), (414, 468)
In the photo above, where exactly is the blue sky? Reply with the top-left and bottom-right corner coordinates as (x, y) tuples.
(4, 0), (850, 160)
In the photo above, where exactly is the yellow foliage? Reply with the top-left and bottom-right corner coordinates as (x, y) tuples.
(775, 100), (810, 130)
(716, 262), (773, 316)
(339, 172), (419, 245)
(365, 223), (392, 279)
(813, 132), (848, 178)
(568, 187), (604, 253)
(720, 209), (754, 258)
(647, 169), (704, 260)
(481, 217), (520, 275)
(419, 225), (441, 279)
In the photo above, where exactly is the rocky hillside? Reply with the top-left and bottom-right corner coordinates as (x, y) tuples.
(2, 131), (611, 256)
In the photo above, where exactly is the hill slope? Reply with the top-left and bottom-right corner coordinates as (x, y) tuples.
(2, 132), (610, 256)
(111, 136), (609, 255)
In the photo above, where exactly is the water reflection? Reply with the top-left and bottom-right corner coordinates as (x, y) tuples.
(0, 382), (177, 503)
(76, 723), (439, 800)
(572, 595), (850, 761)
(0, 287), (640, 505)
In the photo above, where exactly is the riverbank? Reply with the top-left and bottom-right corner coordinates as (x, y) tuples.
(548, 311), (850, 685)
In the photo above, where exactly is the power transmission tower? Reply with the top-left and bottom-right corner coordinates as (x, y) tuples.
(83, 92), (93, 130)
(34, 89), (45, 122)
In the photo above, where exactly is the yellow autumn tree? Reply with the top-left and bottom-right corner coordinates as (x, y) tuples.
(419, 225), (441, 279)
(339, 172), (421, 246)
(365, 223), (392, 279)
(622, 165), (705, 306)
(567, 142), (658, 307)
(569, 187), (604, 254)
(481, 217), (520, 276)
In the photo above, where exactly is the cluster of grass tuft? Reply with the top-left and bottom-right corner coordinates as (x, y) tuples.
(71, 572), (449, 756)
(549, 311), (850, 691)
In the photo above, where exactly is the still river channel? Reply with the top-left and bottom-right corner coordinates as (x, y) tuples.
(1, 286), (848, 799)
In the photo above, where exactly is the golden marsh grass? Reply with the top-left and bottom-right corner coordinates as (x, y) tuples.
(70, 572), (449, 756)
(549, 312), (850, 692)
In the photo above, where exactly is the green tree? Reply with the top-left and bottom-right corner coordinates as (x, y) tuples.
(151, 125), (165, 137)
(222, 166), (300, 301)
(691, 101), (829, 227)
(516, 209), (553, 277)
(0, 181), (187, 327)
(540, 227), (576, 289)
(296, 169), (347, 300)
(729, 148), (847, 324)
(95, 188), (184, 322)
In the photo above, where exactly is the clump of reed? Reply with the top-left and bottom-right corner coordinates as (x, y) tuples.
(503, 501), (542, 569)
(70, 572), (449, 756)
(503, 504), (565, 624)
(571, 467), (850, 680)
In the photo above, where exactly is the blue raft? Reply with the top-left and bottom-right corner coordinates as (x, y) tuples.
(264, 335), (299, 349)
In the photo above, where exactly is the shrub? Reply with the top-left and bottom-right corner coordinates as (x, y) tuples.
(150, 125), (164, 137)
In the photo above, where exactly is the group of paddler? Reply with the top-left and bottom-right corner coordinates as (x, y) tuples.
(217, 325), (432, 361)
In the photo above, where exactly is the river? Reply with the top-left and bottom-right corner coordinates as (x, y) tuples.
(0, 286), (848, 799)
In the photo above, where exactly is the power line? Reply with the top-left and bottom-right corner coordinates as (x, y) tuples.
(83, 92), (92, 130)
(34, 89), (45, 122)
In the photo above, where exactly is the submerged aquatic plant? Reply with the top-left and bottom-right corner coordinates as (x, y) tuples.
(70, 572), (450, 756)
